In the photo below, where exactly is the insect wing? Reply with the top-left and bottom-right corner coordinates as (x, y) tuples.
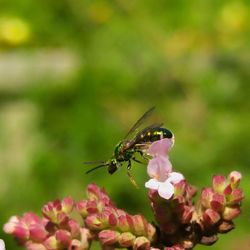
(124, 122), (164, 149)
(124, 107), (155, 139)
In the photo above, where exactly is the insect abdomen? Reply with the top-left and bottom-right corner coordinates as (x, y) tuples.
(137, 127), (173, 143)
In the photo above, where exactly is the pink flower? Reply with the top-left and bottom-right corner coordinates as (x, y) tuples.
(145, 138), (184, 200)
(145, 172), (184, 199)
(147, 155), (172, 181)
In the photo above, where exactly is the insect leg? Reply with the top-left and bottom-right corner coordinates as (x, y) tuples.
(132, 156), (144, 164)
(127, 171), (139, 189)
(127, 160), (131, 170)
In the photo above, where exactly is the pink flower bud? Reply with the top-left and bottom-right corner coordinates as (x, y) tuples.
(201, 188), (214, 208)
(223, 184), (232, 195)
(76, 200), (89, 217)
(61, 197), (74, 214)
(164, 246), (185, 250)
(174, 180), (186, 197)
(213, 175), (226, 193)
(117, 215), (130, 232)
(118, 232), (135, 248)
(229, 171), (242, 188)
(79, 228), (91, 250)
(210, 193), (225, 212)
(218, 221), (234, 233)
(29, 224), (48, 242)
(108, 213), (117, 227)
(68, 219), (81, 238)
(212, 175), (226, 193)
(146, 224), (156, 242)
(85, 214), (103, 230)
(180, 205), (193, 224)
(132, 215), (146, 236)
(25, 242), (46, 250)
(68, 239), (83, 250)
(133, 236), (150, 250)
(43, 235), (59, 250)
(42, 200), (68, 224)
(203, 209), (220, 226)
(222, 206), (241, 220)
(55, 230), (71, 246)
(98, 230), (120, 245)
(3, 216), (29, 240)
(227, 188), (244, 205)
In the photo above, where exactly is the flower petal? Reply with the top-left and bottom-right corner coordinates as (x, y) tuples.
(145, 179), (160, 190)
(147, 138), (174, 157)
(158, 181), (174, 199)
(168, 172), (185, 184)
(147, 155), (172, 181)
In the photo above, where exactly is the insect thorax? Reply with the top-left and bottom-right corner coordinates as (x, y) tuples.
(114, 141), (133, 161)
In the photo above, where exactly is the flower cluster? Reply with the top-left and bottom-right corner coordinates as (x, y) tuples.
(3, 184), (156, 250)
(3, 138), (244, 250)
(143, 138), (243, 249)
(3, 197), (91, 250)
(197, 171), (243, 245)
(76, 183), (156, 249)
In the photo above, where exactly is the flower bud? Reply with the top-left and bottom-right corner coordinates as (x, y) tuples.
(212, 175), (226, 193)
(3, 216), (29, 240)
(218, 221), (234, 233)
(201, 188), (213, 208)
(55, 229), (71, 246)
(43, 235), (59, 250)
(133, 236), (150, 250)
(75, 201), (89, 218)
(61, 197), (74, 214)
(29, 224), (48, 242)
(42, 200), (68, 225)
(132, 215), (146, 236)
(98, 230), (120, 245)
(79, 228), (91, 250)
(25, 242), (46, 250)
(117, 215), (130, 232)
(68, 219), (81, 238)
(210, 193), (225, 212)
(227, 189), (244, 205)
(118, 232), (135, 248)
(229, 171), (242, 188)
(222, 206), (241, 220)
(203, 209), (220, 226)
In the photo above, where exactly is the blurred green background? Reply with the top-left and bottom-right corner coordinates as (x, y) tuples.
(0, 0), (249, 249)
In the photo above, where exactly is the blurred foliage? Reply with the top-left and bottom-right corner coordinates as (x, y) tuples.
(0, 0), (249, 249)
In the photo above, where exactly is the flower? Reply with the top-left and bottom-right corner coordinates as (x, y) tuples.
(145, 138), (184, 200)
(145, 172), (184, 199)
(0, 239), (6, 250)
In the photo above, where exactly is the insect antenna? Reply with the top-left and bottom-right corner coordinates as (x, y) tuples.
(85, 163), (109, 174)
(82, 160), (106, 164)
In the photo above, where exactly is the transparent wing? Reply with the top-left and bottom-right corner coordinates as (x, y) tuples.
(125, 122), (164, 149)
(124, 107), (155, 139)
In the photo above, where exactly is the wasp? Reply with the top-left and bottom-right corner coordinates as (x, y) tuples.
(85, 107), (173, 185)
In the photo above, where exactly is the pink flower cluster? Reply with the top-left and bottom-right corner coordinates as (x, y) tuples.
(3, 184), (156, 250)
(3, 197), (90, 250)
(143, 138), (244, 249)
(3, 138), (244, 250)
(76, 184), (156, 249)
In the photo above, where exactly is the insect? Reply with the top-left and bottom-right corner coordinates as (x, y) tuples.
(85, 107), (173, 184)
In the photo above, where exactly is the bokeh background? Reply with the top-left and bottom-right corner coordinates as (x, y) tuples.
(0, 1), (249, 249)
